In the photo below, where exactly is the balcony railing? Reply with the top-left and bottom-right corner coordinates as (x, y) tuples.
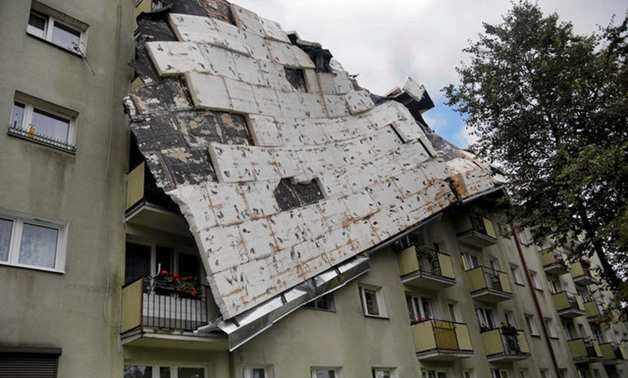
(571, 261), (597, 285)
(568, 337), (603, 363)
(456, 212), (498, 248)
(584, 300), (601, 323)
(481, 328), (530, 362)
(466, 266), (512, 302)
(121, 277), (210, 335)
(552, 291), (586, 318)
(412, 319), (473, 361)
(539, 250), (569, 275)
(398, 246), (455, 289)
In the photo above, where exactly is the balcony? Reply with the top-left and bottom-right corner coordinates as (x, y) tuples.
(125, 162), (190, 235)
(571, 261), (597, 286)
(456, 212), (498, 248)
(599, 343), (628, 364)
(552, 291), (586, 318)
(120, 277), (227, 350)
(398, 246), (455, 290)
(411, 319), (473, 361)
(539, 250), (569, 275)
(584, 300), (601, 323)
(466, 266), (513, 302)
(568, 337), (603, 364)
(481, 328), (531, 362)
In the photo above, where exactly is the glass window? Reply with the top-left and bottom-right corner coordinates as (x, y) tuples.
(252, 368), (266, 378)
(510, 264), (524, 285)
(160, 367), (171, 378)
(361, 286), (383, 317)
(243, 366), (272, 378)
(51, 22), (81, 51)
(0, 211), (66, 272)
(312, 369), (337, 378)
(0, 218), (13, 262)
(124, 365), (153, 378)
(305, 293), (335, 311)
(372, 368), (392, 378)
(525, 314), (539, 335)
(31, 108), (70, 142)
(11, 103), (25, 129)
(26, 6), (86, 53)
(18, 223), (58, 269)
(178, 367), (204, 378)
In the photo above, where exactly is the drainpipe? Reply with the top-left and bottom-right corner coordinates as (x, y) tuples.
(511, 224), (561, 378)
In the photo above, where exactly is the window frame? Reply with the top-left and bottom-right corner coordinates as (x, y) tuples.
(242, 365), (274, 378)
(530, 270), (543, 291)
(9, 94), (78, 154)
(0, 208), (68, 273)
(372, 367), (396, 378)
(26, 2), (88, 54)
(311, 367), (341, 378)
(510, 263), (524, 286)
(545, 317), (559, 338)
(305, 293), (336, 312)
(359, 285), (387, 318)
(124, 364), (207, 378)
(525, 314), (540, 336)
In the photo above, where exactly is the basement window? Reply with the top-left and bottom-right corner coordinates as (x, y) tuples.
(27, 2), (88, 54)
(8, 94), (77, 154)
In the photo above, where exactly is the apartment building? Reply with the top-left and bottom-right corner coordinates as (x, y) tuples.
(1, 1), (626, 377)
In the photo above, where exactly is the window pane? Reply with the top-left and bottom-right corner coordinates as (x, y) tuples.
(51, 22), (81, 51)
(27, 12), (46, 38)
(18, 223), (58, 268)
(315, 371), (335, 378)
(32, 108), (70, 142)
(251, 368), (266, 378)
(11, 103), (25, 129)
(0, 218), (13, 262)
(124, 365), (152, 378)
(160, 367), (170, 378)
(364, 289), (379, 316)
(178, 367), (204, 378)
(124, 242), (151, 284)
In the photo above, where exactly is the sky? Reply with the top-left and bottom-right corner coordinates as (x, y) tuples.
(234, 0), (627, 147)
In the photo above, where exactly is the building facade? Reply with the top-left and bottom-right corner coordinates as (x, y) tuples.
(1, 1), (626, 378)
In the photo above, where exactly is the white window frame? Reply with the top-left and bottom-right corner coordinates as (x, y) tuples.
(124, 364), (207, 378)
(9, 93), (78, 153)
(406, 294), (434, 321)
(477, 307), (496, 330)
(372, 367), (396, 378)
(311, 367), (341, 378)
(422, 371), (448, 378)
(510, 264), (524, 285)
(26, 1), (88, 54)
(360, 285), (387, 318)
(0, 208), (67, 273)
(525, 314), (539, 336)
(545, 317), (558, 338)
(530, 270), (543, 291)
(242, 366), (274, 378)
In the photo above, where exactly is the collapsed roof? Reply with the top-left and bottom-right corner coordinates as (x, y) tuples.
(124, 0), (501, 348)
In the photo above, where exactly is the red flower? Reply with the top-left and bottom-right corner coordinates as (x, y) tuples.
(186, 276), (194, 281)
(173, 274), (181, 280)
(190, 288), (198, 297)
(159, 270), (168, 275)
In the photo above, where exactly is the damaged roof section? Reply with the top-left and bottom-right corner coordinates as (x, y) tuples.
(125, 0), (501, 320)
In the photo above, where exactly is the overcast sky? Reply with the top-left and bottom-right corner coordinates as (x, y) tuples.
(234, 0), (627, 147)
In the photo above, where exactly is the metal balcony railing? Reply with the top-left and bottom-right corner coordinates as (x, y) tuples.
(398, 246), (455, 289)
(121, 277), (209, 334)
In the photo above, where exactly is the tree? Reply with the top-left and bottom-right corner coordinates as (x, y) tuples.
(443, 1), (628, 292)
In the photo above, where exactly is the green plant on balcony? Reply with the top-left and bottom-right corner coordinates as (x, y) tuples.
(150, 270), (199, 297)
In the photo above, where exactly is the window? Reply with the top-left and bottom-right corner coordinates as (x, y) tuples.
(311, 368), (340, 378)
(491, 370), (509, 378)
(545, 317), (558, 338)
(243, 366), (274, 378)
(548, 276), (561, 294)
(477, 307), (496, 330)
(9, 94), (78, 153)
(510, 264), (524, 285)
(422, 371), (447, 378)
(530, 270), (543, 290)
(519, 369), (529, 378)
(0, 209), (67, 272)
(461, 250), (480, 270)
(0, 347), (62, 378)
(372, 368), (396, 378)
(525, 314), (539, 336)
(406, 294), (433, 322)
(360, 285), (386, 318)
(124, 242), (205, 285)
(124, 365), (205, 378)
(448, 303), (459, 322)
(26, 2), (88, 53)
(305, 293), (335, 312)
(540, 369), (550, 378)
(463, 371), (474, 378)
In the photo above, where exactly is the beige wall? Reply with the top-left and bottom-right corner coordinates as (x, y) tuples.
(0, 0), (134, 376)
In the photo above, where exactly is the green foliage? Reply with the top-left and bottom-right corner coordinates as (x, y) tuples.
(444, 1), (628, 290)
